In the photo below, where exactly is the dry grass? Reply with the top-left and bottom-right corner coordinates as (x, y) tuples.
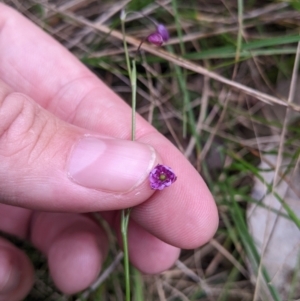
(3, 0), (300, 300)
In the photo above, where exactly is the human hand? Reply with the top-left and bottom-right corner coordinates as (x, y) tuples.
(0, 4), (218, 301)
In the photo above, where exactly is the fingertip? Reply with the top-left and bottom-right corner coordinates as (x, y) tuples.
(131, 145), (219, 250)
(184, 207), (219, 249)
(0, 238), (34, 301)
(196, 197), (219, 247)
(48, 229), (105, 294)
(174, 188), (219, 249)
(130, 239), (180, 275)
(119, 220), (181, 274)
(31, 213), (108, 294)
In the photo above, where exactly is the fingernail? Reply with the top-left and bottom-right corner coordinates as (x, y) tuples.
(67, 137), (157, 192)
(0, 249), (21, 294)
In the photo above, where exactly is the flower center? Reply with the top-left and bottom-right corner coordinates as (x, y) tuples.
(159, 173), (166, 181)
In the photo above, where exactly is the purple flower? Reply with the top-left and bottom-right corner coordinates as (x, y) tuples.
(156, 24), (169, 42)
(149, 164), (177, 190)
(147, 32), (164, 46)
(147, 24), (169, 46)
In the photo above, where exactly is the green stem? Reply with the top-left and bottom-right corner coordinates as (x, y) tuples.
(121, 19), (132, 81)
(120, 15), (137, 301)
(131, 59), (137, 141)
(121, 208), (131, 301)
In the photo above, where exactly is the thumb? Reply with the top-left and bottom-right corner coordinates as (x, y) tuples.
(0, 82), (159, 212)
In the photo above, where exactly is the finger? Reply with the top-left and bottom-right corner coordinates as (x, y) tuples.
(102, 211), (180, 273)
(0, 204), (32, 239)
(0, 81), (159, 211)
(128, 227), (180, 274)
(30, 212), (107, 294)
(0, 5), (218, 247)
(119, 218), (180, 274)
(131, 153), (219, 249)
(0, 238), (33, 301)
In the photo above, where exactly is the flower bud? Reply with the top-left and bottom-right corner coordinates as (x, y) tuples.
(156, 24), (169, 42)
(120, 9), (126, 21)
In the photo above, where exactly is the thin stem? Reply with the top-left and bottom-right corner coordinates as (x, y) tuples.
(120, 14), (137, 301)
(136, 38), (146, 56)
(171, 0), (187, 138)
(121, 208), (131, 301)
(131, 59), (137, 141)
(121, 18), (132, 80)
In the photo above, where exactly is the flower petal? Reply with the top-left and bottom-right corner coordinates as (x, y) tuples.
(149, 164), (177, 190)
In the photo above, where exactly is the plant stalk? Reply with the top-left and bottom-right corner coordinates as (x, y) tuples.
(120, 14), (137, 301)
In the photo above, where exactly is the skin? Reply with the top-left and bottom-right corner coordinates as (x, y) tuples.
(0, 4), (218, 301)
